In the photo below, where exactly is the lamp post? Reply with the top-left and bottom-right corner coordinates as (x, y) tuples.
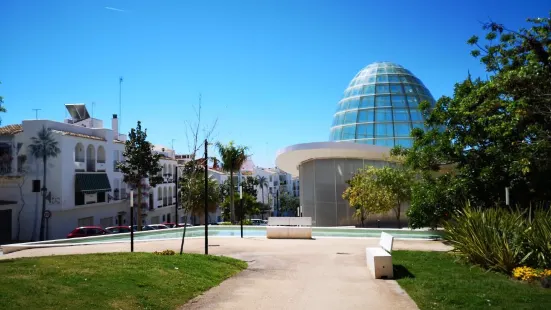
(204, 139), (208, 255)
(130, 190), (134, 252)
(239, 171), (243, 238)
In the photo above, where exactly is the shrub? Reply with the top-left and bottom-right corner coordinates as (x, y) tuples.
(154, 249), (175, 255)
(445, 204), (551, 274)
(219, 222), (233, 225)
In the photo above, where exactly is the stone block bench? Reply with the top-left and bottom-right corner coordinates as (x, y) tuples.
(366, 232), (394, 279)
(266, 217), (312, 239)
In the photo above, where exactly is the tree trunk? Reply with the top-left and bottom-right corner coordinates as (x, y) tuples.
(137, 182), (142, 231)
(230, 170), (235, 223)
(39, 155), (47, 241)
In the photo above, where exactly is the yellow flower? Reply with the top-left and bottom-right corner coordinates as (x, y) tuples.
(512, 266), (539, 282)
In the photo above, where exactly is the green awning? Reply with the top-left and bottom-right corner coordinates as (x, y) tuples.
(75, 173), (112, 193)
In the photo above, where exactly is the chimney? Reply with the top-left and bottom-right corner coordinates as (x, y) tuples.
(112, 114), (118, 140)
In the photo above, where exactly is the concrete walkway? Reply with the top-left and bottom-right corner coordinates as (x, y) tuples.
(1, 237), (451, 310)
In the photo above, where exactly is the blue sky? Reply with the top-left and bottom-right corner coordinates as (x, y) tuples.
(1, 0), (548, 167)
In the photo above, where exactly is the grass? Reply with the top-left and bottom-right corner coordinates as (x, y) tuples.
(393, 251), (551, 310)
(0, 252), (247, 310)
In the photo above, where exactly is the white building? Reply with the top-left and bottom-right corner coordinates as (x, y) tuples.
(0, 104), (178, 242)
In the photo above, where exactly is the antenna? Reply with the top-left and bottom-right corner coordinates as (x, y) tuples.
(32, 109), (41, 120)
(91, 102), (95, 128)
(171, 139), (176, 151)
(119, 76), (123, 134)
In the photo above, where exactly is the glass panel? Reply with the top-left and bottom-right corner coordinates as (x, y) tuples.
(405, 75), (417, 84)
(392, 95), (407, 107)
(341, 126), (356, 140)
(394, 123), (410, 136)
(356, 139), (373, 144)
(332, 127), (343, 140)
(356, 124), (374, 139)
(376, 75), (388, 83)
(377, 68), (387, 74)
(339, 100), (349, 111)
(335, 113), (345, 125)
(360, 96), (374, 108)
(393, 109), (409, 121)
(390, 84), (403, 94)
(403, 84), (415, 94)
(344, 110), (358, 124)
(375, 109), (392, 121)
(407, 96), (419, 107)
(348, 98), (360, 109)
(375, 124), (394, 137)
(363, 85), (375, 95)
(351, 87), (360, 96)
(376, 84), (390, 93)
(395, 139), (413, 148)
(412, 122), (425, 130)
(388, 75), (400, 83)
(375, 95), (391, 107)
(358, 109), (374, 122)
(366, 76), (376, 83)
(410, 110), (423, 121)
(399, 75), (409, 82)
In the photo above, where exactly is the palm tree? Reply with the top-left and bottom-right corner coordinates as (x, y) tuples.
(215, 141), (248, 223)
(256, 175), (268, 204)
(28, 126), (60, 241)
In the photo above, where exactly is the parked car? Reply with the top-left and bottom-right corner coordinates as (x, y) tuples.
(67, 226), (108, 238)
(177, 223), (193, 227)
(251, 219), (266, 226)
(162, 222), (177, 228)
(105, 226), (132, 234)
(147, 224), (169, 230)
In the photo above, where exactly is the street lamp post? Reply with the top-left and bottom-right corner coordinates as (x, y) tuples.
(204, 139), (209, 255)
(239, 172), (243, 238)
(130, 190), (134, 252)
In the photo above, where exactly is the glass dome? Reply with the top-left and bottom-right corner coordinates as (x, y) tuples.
(329, 62), (435, 148)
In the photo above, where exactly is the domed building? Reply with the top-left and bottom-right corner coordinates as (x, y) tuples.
(276, 62), (435, 227)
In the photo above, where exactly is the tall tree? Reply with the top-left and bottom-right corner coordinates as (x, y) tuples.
(241, 176), (259, 197)
(342, 166), (396, 225)
(278, 192), (300, 216)
(117, 121), (162, 231)
(215, 141), (248, 223)
(256, 175), (268, 204)
(28, 126), (60, 241)
(393, 13), (551, 208)
(179, 165), (221, 224)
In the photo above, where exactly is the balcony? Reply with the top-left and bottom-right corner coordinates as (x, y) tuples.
(163, 197), (168, 207)
(86, 160), (96, 172)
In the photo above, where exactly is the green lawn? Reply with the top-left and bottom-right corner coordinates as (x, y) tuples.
(0, 252), (247, 310)
(393, 251), (551, 310)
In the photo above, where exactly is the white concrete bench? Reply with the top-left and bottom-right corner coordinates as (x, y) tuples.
(266, 217), (312, 239)
(366, 232), (394, 279)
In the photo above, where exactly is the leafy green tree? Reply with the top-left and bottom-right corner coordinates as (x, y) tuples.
(179, 170), (220, 224)
(216, 141), (248, 223)
(241, 176), (259, 197)
(221, 193), (258, 220)
(117, 121), (162, 230)
(256, 175), (268, 204)
(393, 14), (551, 208)
(371, 165), (415, 228)
(28, 126), (60, 241)
(342, 166), (396, 224)
(279, 192), (300, 215)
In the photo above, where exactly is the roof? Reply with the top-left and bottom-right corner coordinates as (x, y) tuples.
(51, 130), (106, 141)
(113, 139), (125, 144)
(0, 124), (23, 136)
(275, 141), (391, 176)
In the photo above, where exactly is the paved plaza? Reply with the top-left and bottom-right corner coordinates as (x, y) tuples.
(2, 237), (451, 310)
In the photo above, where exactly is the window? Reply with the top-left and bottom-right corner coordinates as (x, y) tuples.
(358, 109), (374, 122)
(343, 111), (358, 124)
(362, 85), (375, 95)
(403, 85), (415, 94)
(375, 96), (391, 107)
(412, 122), (425, 130)
(375, 124), (394, 137)
(78, 216), (94, 227)
(387, 75), (400, 83)
(392, 95), (407, 107)
(347, 98), (359, 109)
(341, 126), (356, 140)
(339, 100), (348, 111)
(394, 123), (410, 136)
(375, 109), (392, 122)
(356, 124), (374, 139)
(366, 75), (376, 83)
(335, 112), (345, 125)
(393, 109), (409, 121)
(410, 110), (423, 121)
(360, 96), (374, 108)
(407, 96), (419, 107)
(375, 84), (389, 94)
(390, 84), (403, 94)
(374, 139), (394, 147)
(331, 127), (343, 140)
(396, 139), (413, 148)
(97, 192), (106, 203)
